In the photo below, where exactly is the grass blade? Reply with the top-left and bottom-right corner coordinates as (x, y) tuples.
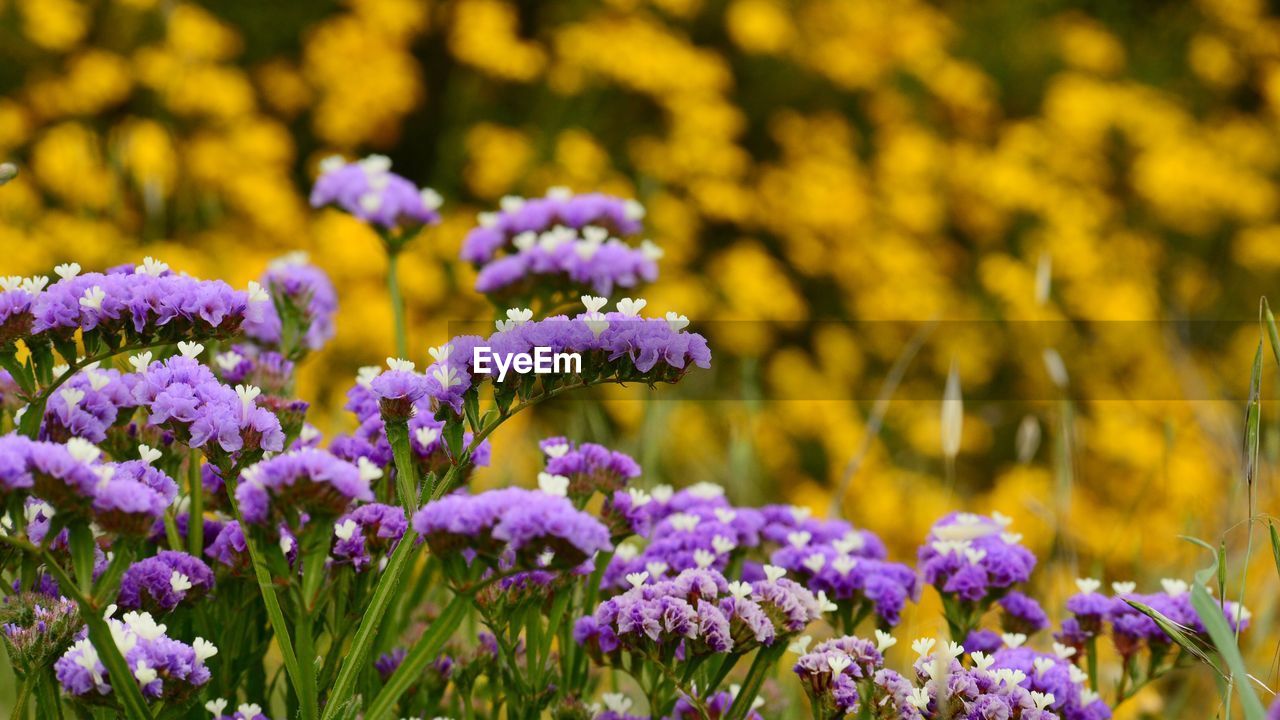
(1260, 298), (1280, 369)
(1190, 584), (1267, 720)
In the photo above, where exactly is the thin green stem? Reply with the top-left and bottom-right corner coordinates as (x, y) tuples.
(187, 454), (204, 557)
(386, 250), (408, 360)
(10, 677), (30, 720)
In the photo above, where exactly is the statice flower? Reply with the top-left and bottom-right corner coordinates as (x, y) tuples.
(539, 436), (640, 501)
(118, 551), (215, 613)
(330, 503), (408, 571)
(0, 285), (34, 345)
(0, 432), (34, 497)
(992, 647), (1111, 720)
(412, 487), (612, 569)
(665, 689), (763, 720)
(235, 449), (374, 528)
(241, 253), (339, 354)
(0, 593), (81, 677)
(55, 611), (215, 703)
(204, 700), (273, 720)
(369, 358), (428, 420)
(461, 189), (645, 264)
(750, 567), (824, 636)
(212, 344), (295, 395)
(25, 437), (105, 514)
(41, 365), (136, 443)
(794, 636), (885, 719)
(999, 591), (1051, 635)
(29, 261), (252, 344)
(1065, 578), (1113, 634)
(205, 521), (250, 571)
(310, 154), (442, 230)
(472, 223), (661, 299)
(917, 512), (1036, 603)
(132, 355), (285, 457)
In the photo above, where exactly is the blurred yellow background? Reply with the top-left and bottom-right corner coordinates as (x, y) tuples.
(1, 0), (1278, 713)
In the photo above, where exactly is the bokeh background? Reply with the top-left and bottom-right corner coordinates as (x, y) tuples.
(1, 0), (1279, 714)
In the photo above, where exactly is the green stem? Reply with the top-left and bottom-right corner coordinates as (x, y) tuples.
(364, 593), (471, 720)
(384, 418), (420, 512)
(10, 676), (30, 720)
(724, 644), (786, 720)
(221, 477), (309, 720)
(386, 250), (407, 360)
(187, 454), (204, 557)
(41, 555), (152, 720)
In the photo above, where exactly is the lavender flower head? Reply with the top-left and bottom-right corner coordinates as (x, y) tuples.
(412, 487), (611, 569)
(331, 502), (408, 571)
(0, 593), (81, 676)
(241, 253), (339, 354)
(41, 365), (136, 443)
(917, 512), (1036, 603)
(55, 610), (216, 703)
(310, 154), (442, 230)
(118, 551), (215, 613)
(539, 436), (640, 500)
(235, 449), (375, 527)
(461, 188), (645, 264)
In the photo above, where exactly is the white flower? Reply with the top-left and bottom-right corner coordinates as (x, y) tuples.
(543, 442), (570, 458)
(627, 487), (651, 506)
(1001, 633), (1027, 648)
(128, 351), (153, 373)
(614, 543), (638, 560)
(815, 591), (838, 614)
(963, 547), (987, 565)
(1111, 581), (1136, 595)
(906, 688), (930, 710)
(583, 311), (609, 337)
(616, 297), (646, 317)
(911, 638), (936, 658)
(499, 195), (525, 212)
(177, 341), (204, 358)
(357, 365), (382, 387)
(1053, 642), (1077, 659)
(1033, 657), (1055, 678)
(1080, 689), (1101, 705)
(169, 571), (193, 594)
(999, 532), (1023, 544)
(300, 425), (320, 443)
(123, 611), (167, 641)
(625, 572), (649, 589)
(714, 507), (737, 524)
(357, 457), (384, 483)
(237, 705), (263, 718)
(386, 357), (415, 372)
(427, 344), (452, 363)
(762, 564), (786, 582)
(826, 654), (852, 676)
(941, 641), (965, 660)
(54, 262), (81, 280)
(66, 438), (102, 464)
(431, 365), (463, 389)
(1160, 579), (1189, 596)
(711, 535), (736, 555)
(279, 535), (294, 554)
(22, 276), (49, 294)
(832, 555), (857, 575)
(991, 511), (1013, 527)
(133, 659), (158, 686)
(971, 651), (995, 672)
(640, 239), (664, 261)
(664, 311), (690, 332)
(538, 472), (570, 497)
(875, 630), (897, 652)
(575, 296), (610, 316)
(505, 307), (533, 324)
(644, 561), (668, 578)
(787, 635), (812, 655)
(205, 698), (229, 717)
(693, 549), (715, 568)
(85, 369), (110, 391)
(802, 553), (826, 573)
(601, 693), (632, 714)
(728, 581), (753, 599)
(334, 519), (358, 541)
(420, 188), (443, 211)
(668, 512), (699, 532)
(512, 232), (536, 251)
(215, 351), (245, 372)
(60, 388), (85, 410)
(832, 533), (865, 554)
(79, 286), (106, 311)
(415, 427), (440, 448)
(1074, 578), (1102, 594)
(786, 530), (812, 548)
(136, 257), (169, 276)
(1030, 691), (1055, 711)
(651, 484), (674, 502)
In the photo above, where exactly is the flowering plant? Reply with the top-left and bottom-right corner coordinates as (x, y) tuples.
(0, 157), (1267, 720)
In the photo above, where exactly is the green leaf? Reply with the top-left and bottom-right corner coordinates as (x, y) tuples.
(1261, 298), (1280, 369)
(1269, 522), (1280, 581)
(443, 418), (464, 460)
(1124, 599), (1221, 676)
(1244, 340), (1263, 489)
(1190, 584), (1268, 720)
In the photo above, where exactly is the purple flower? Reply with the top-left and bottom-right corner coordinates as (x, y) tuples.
(331, 503), (408, 571)
(999, 590), (1050, 634)
(461, 189), (645, 264)
(0, 433), (34, 497)
(310, 155), (442, 230)
(369, 362), (428, 420)
(213, 344), (296, 395)
(119, 551), (215, 613)
(241, 254), (339, 354)
(918, 512), (1035, 605)
(235, 449), (374, 527)
(412, 487), (612, 569)
(539, 436), (640, 500)
(0, 287), (34, 345)
(56, 610), (215, 702)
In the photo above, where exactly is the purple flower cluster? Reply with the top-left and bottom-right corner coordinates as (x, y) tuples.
(235, 449), (374, 527)
(419, 298), (710, 416)
(41, 365), (136, 443)
(539, 436), (640, 500)
(4, 436), (176, 535)
(0, 593), (81, 674)
(55, 611), (216, 702)
(331, 503), (408, 572)
(991, 647), (1111, 720)
(28, 261), (252, 343)
(0, 285), (35, 345)
(794, 636), (885, 718)
(118, 551), (215, 613)
(241, 254), (339, 354)
(310, 155), (442, 230)
(664, 689), (764, 720)
(472, 224), (661, 298)
(213, 345), (295, 396)
(1063, 579), (1250, 658)
(132, 355), (285, 457)
(917, 512), (1036, 603)
(412, 487), (612, 569)
(461, 189), (645, 264)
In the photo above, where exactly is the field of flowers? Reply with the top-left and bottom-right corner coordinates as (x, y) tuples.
(2, 0), (1280, 718)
